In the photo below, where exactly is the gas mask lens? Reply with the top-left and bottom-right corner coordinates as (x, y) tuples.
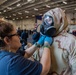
(44, 15), (53, 26)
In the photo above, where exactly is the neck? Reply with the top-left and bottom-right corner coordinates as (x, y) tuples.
(1, 47), (17, 53)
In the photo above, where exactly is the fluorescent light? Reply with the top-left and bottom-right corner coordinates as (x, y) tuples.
(39, 14), (42, 15)
(13, 19), (15, 20)
(13, 14), (16, 16)
(32, 15), (35, 17)
(57, 4), (59, 6)
(74, 8), (76, 10)
(25, 11), (29, 13)
(5, 16), (8, 18)
(3, 10), (6, 12)
(7, 7), (12, 10)
(9, 15), (11, 17)
(16, 18), (18, 19)
(46, 5), (50, 8)
(34, 8), (38, 11)
(18, 12), (22, 14)
(26, 16), (28, 18)
(27, 0), (32, 2)
(0, 12), (1, 14)
(27, 0), (35, 3)
(63, 1), (67, 4)
(17, 3), (21, 7)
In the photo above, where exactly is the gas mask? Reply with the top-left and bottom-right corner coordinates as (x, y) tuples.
(40, 15), (56, 37)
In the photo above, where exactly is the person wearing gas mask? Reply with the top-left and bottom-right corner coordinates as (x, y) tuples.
(33, 8), (76, 75)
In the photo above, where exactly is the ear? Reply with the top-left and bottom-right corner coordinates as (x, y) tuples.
(4, 37), (10, 45)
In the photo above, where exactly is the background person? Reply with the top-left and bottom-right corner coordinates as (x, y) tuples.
(21, 29), (28, 45)
(32, 29), (40, 44)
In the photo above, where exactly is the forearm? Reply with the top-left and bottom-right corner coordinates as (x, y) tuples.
(40, 47), (51, 75)
(24, 44), (38, 58)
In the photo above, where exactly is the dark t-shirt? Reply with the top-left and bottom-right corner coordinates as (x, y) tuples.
(0, 50), (42, 75)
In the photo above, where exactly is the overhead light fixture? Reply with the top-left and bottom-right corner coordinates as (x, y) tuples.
(57, 4), (59, 6)
(27, 0), (32, 2)
(39, 14), (42, 15)
(46, 5), (50, 8)
(34, 8), (38, 11)
(13, 14), (16, 16)
(18, 12), (22, 14)
(9, 15), (11, 17)
(27, 0), (35, 3)
(5, 16), (8, 18)
(74, 8), (76, 10)
(13, 19), (15, 20)
(26, 16), (29, 18)
(18, 0), (21, 1)
(41, 0), (50, 2)
(63, 1), (67, 4)
(25, 11), (29, 13)
(0, 12), (1, 14)
(7, 7), (12, 10)
(17, 3), (21, 7)
(3, 10), (6, 12)
(32, 15), (35, 17)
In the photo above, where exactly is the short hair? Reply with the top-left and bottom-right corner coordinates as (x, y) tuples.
(0, 19), (14, 47)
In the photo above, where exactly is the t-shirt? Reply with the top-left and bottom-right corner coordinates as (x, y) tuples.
(0, 50), (42, 75)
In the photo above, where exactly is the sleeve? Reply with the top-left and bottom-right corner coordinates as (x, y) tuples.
(16, 48), (25, 56)
(69, 38), (76, 74)
(8, 55), (42, 75)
